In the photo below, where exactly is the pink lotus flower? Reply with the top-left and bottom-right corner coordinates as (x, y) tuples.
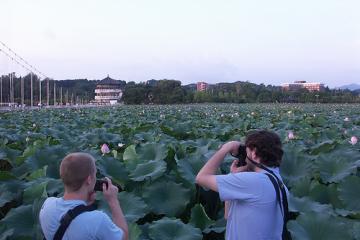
(349, 136), (358, 145)
(101, 144), (110, 154)
(288, 131), (295, 140)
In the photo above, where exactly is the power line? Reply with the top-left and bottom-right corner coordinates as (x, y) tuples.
(0, 40), (50, 79)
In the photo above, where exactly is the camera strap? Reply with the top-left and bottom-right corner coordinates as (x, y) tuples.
(265, 173), (292, 240)
(52, 203), (97, 240)
(246, 158), (292, 240)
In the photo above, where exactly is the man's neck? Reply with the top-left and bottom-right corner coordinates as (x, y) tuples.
(63, 191), (88, 202)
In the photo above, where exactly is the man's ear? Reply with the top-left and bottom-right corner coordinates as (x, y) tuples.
(85, 175), (92, 185)
(251, 149), (260, 163)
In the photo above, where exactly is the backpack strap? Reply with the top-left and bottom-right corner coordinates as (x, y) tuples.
(265, 173), (292, 240)
(53, 203), (97, 240)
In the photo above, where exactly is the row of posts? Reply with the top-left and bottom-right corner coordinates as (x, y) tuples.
(0, 72), (82, 107)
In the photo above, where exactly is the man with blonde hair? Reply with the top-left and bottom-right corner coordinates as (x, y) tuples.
(40, 152), (128, 240)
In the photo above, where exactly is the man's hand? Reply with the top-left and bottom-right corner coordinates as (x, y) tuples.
(222, 141), (242, 157)
(102, 177), (129, 240)
(103, 177), (119, 205)
(230, 159), (249, 173)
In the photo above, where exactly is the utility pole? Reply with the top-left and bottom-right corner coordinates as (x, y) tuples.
(46, 79), (49, 106)
(30, 72), (33, 107)
(60, 87), (63, 105)
(21, 76), (24, 106)
(9, 72), (14, 105)
(39, 78), (42, 106)
(0, 75), (2, 106)
(53, 81), (56, 105)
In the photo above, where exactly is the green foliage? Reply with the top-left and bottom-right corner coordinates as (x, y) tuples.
(0, 104), (359, 239)
(148, 217), (202, 240)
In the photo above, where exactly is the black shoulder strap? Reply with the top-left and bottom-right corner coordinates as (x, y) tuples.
(265, 173), (283, 215)
(265, 173), (292, 240)
(53, 203), (97, 240)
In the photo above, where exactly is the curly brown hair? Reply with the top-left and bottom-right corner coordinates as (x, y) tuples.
(245, 130), (283, 167)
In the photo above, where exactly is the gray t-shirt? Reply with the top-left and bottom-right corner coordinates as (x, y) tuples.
(39, 197), (123, 240)
(216, 168), (286, 240)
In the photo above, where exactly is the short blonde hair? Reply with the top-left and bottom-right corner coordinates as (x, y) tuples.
(60, 152), (96, 192)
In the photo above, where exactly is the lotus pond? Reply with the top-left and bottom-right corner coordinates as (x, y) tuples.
(0, 104), (359, 240)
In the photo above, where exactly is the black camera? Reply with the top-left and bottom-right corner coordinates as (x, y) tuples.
(94, 179), (108, 192)
(94, 179), (123, 192)
(234, 144), (247, 167)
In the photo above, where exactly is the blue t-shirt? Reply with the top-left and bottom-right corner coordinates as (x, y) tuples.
(39, 197), (123, 240)
(216, 168), (287, 240)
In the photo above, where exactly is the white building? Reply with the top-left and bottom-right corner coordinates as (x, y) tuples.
(94, 76), (124, 105)
(282, 81), (325, 92)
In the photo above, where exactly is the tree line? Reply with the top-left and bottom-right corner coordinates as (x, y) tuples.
(123, 80), (360, 104)
(1, 73), (359, 105)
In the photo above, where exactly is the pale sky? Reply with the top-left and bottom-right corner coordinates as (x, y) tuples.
(1, 0), (359, 88)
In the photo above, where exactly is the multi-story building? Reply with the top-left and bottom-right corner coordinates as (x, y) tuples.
(282, 81), (325, 92)
(197, 82), (208, 92)
(94, 76), (124, 105)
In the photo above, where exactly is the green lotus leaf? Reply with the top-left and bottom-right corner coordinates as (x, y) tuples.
(45, 178), (64, 197)
(142, 180), (191, 217)
(25, 145), (68, 178)
(338, 176), (360, 211)
(123, 145), (141, 171)
(289, 195), (334, 215)
(203, 218), (226, 234)
(118, 191), (148, 223)
(0, 205), (34, 237)
(137, 143), (168, 162)
(26, 165), (47, 181)
(280, 147), (313, 186)
(148, 217), (202, 240)
(0, 180), (24, 207)
(0, 228), (14, 240)
(0, 171), (16, 181)
(310, 140), (337, 155)
(96, 156), (129, 185)
(0, 190), (16, 208)
(98, 191), (148, 223)
(289, 177), (312, 197)
(308, 182), (344, 209)
(189, 204), (214, 231)
(130, 160), (166, 182)
(23, 180), (48, 204)
(176, 153), (207, 185)
(353, 222), (360, 240)
(0, 147), (21, 167)
(287, 212), (352, 240)
(129, 223), (142, 240)
(315, 154), (357, 183)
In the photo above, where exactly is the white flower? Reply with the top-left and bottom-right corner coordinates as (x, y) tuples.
(349, 136), (358, 145)
(344, 117), (349, 122)
(288, 131), (295, 140)
(101, 144), (110, 154)
(33, 123), (36, 128)
(26, 137), (30, 142)
(118, 143), (125, 148)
